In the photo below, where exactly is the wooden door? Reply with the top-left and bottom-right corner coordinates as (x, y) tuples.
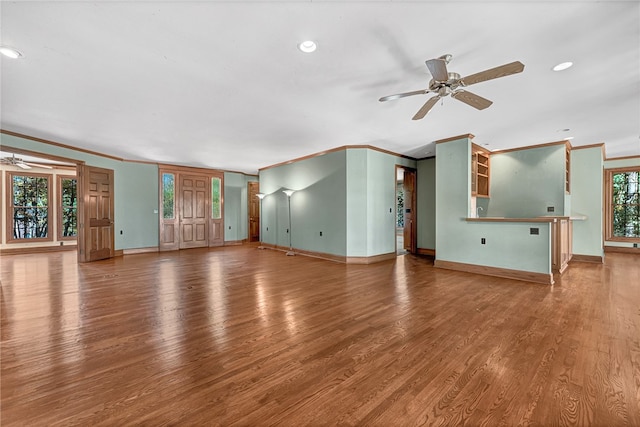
(248, 181), (260, 242)
(403, 168), (417, 254)
(82, 166), (115, 261)
(179, 174), (208, 249)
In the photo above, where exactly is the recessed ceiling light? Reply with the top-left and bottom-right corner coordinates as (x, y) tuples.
(298, 40), (317, 53)
(552, 62), (573, 71)
(0, 46), (24, 59)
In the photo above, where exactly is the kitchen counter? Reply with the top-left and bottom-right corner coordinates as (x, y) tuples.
(465, 217), (569, 222)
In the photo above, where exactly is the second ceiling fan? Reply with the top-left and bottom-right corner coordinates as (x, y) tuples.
(379, 54), (525, 120)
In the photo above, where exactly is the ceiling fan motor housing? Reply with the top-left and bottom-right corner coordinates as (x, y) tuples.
(429, 72), (462, 95)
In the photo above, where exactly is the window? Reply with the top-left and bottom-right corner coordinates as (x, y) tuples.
(162, 173), (175, 219)
(606, 167), (640, 241)
(58, 176), (78, 239)
(211, 177), (221, 219)
(7, 172), (52, 242)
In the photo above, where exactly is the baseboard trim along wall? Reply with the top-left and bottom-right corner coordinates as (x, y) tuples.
(122, 247), (160, 255)
(571, 254), (604, 263)
(604, 245), (640, 254)
(261, 244), (395, 264)
(346, 252), (396, 264)
(0, 244), (78, 256)
(434, 259), (554, 285)
(417, 248), (436, 256)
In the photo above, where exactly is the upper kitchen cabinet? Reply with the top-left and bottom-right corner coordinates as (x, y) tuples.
(472, 143), (491, 198)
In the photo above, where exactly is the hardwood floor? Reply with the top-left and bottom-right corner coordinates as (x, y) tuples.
(1, 247), (639, 426)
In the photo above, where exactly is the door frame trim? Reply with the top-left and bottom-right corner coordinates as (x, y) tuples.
(248, 181), (260, 243)
(0, 144), (87, 262)
(158, 166), (225, 251)
(79, 165), (115, 262)
(395, 165), (417, 255)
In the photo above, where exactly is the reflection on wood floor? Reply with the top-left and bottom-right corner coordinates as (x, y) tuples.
(1, 246), (639, 425)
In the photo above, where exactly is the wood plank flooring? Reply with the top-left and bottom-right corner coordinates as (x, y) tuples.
(1, 246), (639, 426)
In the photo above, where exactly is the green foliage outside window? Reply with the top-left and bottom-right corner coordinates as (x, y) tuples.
(61, 178), (77, 237)
(612, 171), (640, 238)
(212, 177), (221, 219)
(12, 175), (49, 239)
(162, 173), (175, 219)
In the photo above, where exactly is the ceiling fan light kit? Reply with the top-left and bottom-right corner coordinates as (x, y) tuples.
(380, 54), (525, 120)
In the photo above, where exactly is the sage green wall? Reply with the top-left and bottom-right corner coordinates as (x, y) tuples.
(1, 132), (159, 250)
(223, 172), (258, 242)
(488, 144), (567, 217)
(435, 137), (472, 260)
(260, 147), (415, 258)
(605, 157), (640, 169)
(259, 150), (348, 256)
(571, 147), (604, 257)
(365, 149), (415, 256)
(346, 150), (368, 256)
(436, 137), (551, 274)
(417, 157), (436, 251)
(346, 148), (415, 257)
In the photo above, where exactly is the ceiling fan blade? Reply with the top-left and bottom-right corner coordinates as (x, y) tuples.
(460, 61), (525, 86)
(451, 90), (493, 110)
(412, 96), (441, 120)
(15, 162), (32, 170)
(24, 161), (53, 169)
(379, 89), (428, 102)
(425, 58), (449, 81)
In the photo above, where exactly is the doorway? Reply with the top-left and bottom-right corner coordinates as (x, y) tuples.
(0, 144), (115, 263)
(158, 166), (224, 251)
(248, 181), (260, 243)
(396, 166), (417, 255)
(79, 165), (115, 261)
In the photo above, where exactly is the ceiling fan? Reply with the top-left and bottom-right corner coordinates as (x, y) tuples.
(379, 54), (524, 120)
(1, 154), (53, 170)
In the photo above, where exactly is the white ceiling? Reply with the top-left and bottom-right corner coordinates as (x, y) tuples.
(1, 1), (639, 174)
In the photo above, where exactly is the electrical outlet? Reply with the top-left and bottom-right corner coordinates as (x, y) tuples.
(286, 228), (289, 233)
(530, 227), (539, 235)
(266, 227), (268, 231)
(481, 238), (486, 244)
(319, 231), (323, 236)
(547, 206), (555, 213)
(228, 226), (231, 230)
(120, 230), (123, 235)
